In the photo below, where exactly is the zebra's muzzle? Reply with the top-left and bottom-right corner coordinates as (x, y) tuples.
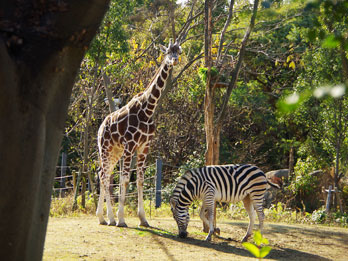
(179, 231), (188, 238)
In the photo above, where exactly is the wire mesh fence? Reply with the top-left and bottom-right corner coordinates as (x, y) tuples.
(52, 154), (181, 207)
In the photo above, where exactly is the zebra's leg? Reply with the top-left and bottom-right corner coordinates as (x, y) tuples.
(204, 194), (215, 241)
(253, 201), (265, 236)
(117, 148), (133, 227)
(136, 144), (150, 227)
(242, 195), (255, 242)
(201, 205), (220, 235)
(199, 205), (209, 230)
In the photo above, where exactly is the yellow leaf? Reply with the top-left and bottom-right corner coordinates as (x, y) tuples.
(289, 61), (296, 70)
(286, 56), (291, 63)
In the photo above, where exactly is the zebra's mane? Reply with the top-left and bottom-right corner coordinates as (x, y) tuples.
(170, 170), (194, 203)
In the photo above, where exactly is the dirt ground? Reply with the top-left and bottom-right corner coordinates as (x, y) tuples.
(43, 215), (348, 260)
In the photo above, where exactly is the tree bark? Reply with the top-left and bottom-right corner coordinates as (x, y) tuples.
(202, 0), (259, 232)
(289, 146), (295, 181)
(0, 1), (110, 260)
(204, 0), (215, 166)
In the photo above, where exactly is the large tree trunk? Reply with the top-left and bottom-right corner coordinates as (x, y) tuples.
(204, 0), (216, 166)
(202, 0), (259, 233)
(0, 1), (110, 260)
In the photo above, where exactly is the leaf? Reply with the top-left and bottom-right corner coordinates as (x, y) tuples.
(307, 29), (317, 42)
(242, 242), (260, 258)
(322, 35), (340, 48)
(261, 237), (269, 245)
(260, 246), (272, 258)
(253, 230), (262, 246)
(289, 61), (296, 70)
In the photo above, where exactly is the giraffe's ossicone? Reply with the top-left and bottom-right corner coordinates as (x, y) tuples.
(96, 41), (182, 227)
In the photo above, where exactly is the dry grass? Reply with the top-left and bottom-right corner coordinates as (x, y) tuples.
(43, 215), (348, 260)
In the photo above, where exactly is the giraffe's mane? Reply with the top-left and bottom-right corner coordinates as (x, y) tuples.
(144, 62), (166, 93)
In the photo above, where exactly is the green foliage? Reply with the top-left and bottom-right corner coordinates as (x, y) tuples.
(242, 231), (272, 259)
(287, 158), (319, 196)
(198, 67), (219, 83)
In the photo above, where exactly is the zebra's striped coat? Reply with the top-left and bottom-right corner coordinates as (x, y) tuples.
(170, 164), (281, 241)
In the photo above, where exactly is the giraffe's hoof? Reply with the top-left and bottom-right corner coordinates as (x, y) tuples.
(99, 220), (108, 226)
(108, 221), (117, 226)
(214, 227), (220, 235)
(139, 221), (150, 227)
(116, 222), (128, 228)
(202, 227), (209, 233)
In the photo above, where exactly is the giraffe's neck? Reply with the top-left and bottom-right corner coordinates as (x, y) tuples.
(141, 62), (172, 117)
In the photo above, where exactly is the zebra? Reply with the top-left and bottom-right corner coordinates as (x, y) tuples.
(170, 164), (282, 242)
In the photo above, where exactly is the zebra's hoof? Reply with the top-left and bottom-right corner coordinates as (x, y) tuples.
(108, 221), (116, 226)
(116, 222), (128, 227)
(205, 235), (212, 241)
(241, 234), (251, 242)
(99, 220), (108, 226)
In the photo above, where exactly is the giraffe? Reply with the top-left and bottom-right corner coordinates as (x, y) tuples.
(96, 41), (182, 227)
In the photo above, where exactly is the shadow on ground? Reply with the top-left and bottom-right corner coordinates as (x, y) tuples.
(130, 225), (330, 261)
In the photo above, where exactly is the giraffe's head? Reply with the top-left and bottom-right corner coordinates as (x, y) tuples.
(159, 40), (182, 66)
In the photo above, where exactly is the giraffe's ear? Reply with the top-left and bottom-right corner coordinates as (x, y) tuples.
(178, 46), (182, 54)
(159, 44), (167, 53)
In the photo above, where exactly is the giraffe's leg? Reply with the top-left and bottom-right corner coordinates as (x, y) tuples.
(242, 195), (255, 242)
(97, 168), (116, 226)
(96, 170), (107, 225)
(96, 143), (122, 226)
(117, 147), (134, 227)
(136, 144), (150, 227)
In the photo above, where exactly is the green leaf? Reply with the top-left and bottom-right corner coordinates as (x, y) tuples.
(307, 29), (317, 42)
(322, 35), (340, 48)
(260, 246), (272, 258)
(253, 230), (262, 246)
(242, 242), (260, 258)
(261, 237), (269, 245)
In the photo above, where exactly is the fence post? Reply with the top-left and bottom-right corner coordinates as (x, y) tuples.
(155, 158), (163, 208)
(60, 152), (67, 197)
(72, 170), (82, 211)
(325, 185), (332, 213)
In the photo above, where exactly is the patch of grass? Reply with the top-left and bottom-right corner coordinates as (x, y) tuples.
(50, 194), (347, 227)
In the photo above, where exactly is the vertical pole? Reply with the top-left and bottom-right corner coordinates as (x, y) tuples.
(155, 158), (163, 208)
(60, 152), (67, 197)
(326, 185), (332, 213)
(72, 170), (82, 211)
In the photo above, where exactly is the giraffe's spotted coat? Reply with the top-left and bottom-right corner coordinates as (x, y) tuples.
(96, 41), (182, 227)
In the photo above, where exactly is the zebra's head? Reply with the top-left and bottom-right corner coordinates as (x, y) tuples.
(170, 197), (190, 238)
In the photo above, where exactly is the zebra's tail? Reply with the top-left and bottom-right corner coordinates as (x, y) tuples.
(267, 176), (282, 189)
